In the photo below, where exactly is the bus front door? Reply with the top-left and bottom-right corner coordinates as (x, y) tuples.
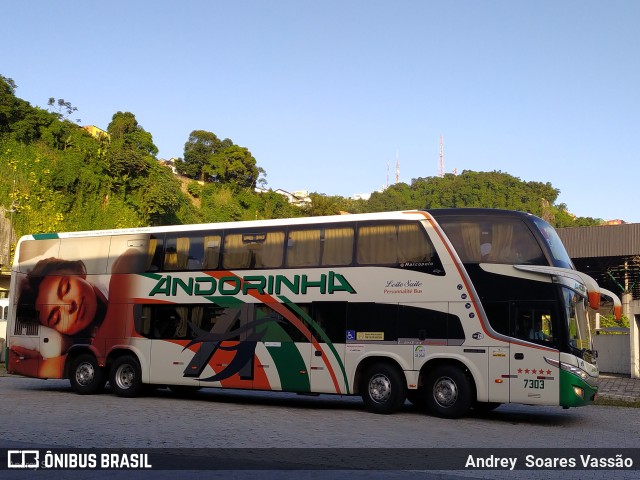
(509, 301), (560, 405)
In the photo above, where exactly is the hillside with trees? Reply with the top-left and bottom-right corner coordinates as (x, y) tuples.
(0, 73), (602, 263)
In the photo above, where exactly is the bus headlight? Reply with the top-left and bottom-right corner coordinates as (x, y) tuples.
(573, 386), (584, 399)
(544, 357), (597, 387)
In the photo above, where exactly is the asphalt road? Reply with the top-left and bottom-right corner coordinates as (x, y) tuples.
(1, 376), (638, 480)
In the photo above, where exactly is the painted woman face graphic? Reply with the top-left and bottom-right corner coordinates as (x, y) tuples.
(35, 274), (98, 335)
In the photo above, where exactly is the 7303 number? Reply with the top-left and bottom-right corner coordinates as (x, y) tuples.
(524, 379), (545, 389)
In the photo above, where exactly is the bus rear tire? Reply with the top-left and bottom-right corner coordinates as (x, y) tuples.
(69, 354), (105, 395)
(110, 355), (144, 398)
(361, 363), (406, 414)
(426, 365), (473, 419)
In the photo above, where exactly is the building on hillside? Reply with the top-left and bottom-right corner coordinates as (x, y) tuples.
(254, 188), (312, 207)
(159, 158), (179, 175)
(351, 193), (371, 201)
(82, 125), (110, 141)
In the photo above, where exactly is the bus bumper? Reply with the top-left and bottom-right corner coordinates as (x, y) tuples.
(559, 369), (598, 407)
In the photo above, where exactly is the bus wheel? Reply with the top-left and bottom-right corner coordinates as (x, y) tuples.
(110, 355), (143, 398)
(361, 363), (406, 414)
(70, 354), (105, 395)
(426, 365), (473, 419)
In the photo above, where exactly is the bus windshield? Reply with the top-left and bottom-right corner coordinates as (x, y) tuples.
(563, 287), (594, 361)
(437, 216), (546, 265)
(531, 217), (574, 269)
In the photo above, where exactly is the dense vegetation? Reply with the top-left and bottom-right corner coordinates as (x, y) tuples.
(0, 73), (602, 250)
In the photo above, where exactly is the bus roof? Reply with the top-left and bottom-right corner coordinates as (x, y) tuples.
(15, 208), (543, 242)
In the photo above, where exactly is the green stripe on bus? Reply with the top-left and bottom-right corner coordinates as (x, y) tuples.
(257, 319), (310, 392)
(203, 296), (245, 307)
(32, 233), (60, 240)
(278, 296), (350, 394)
(559, 369), (597, 408)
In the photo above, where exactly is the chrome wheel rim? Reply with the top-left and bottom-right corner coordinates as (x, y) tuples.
(369, 373), (392, 404)
(433, 376), (458, 408)
(115, 364), (135, 390)
(75, 362), (95, 387)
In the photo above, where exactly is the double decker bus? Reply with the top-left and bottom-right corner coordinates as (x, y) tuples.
(5, 209), (619, 418)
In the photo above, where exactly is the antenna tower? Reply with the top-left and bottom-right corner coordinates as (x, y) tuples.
(386, 159), (389, 189)
(438, 135), (444, 177)
(395, 149), (399, 183)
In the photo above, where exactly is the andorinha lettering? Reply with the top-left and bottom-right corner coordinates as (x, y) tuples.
(465, 455), (517, 470)
(149, 271), (357, 297)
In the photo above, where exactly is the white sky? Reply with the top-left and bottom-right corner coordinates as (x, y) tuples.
(3, 1), (639, 221)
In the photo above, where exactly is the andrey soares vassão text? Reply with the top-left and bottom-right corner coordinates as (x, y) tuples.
(465, 454), (634, 470)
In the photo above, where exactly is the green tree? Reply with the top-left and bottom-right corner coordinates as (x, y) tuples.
(0, 75), (18, 132)
(47, 97), (79, 122)
(199, 184), (243, 222)
(206, 145), (259, 189)
(130, 162), (185, 225)
(177, 130), (230, 180)
(107, 111), (158, 157)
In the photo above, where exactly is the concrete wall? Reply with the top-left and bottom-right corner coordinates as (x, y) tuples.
(594, 330), (631, 375)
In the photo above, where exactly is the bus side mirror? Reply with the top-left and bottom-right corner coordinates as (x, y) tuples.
(614, 305), (622, 321)
(588, 291), (600, 310)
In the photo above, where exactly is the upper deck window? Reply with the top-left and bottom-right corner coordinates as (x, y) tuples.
(356, 222), (441, 271)
(438, 217), (546, 265)
(531, 217), (573, 269)
(223, 230), (285, 269)
(286, 226), (354, 267)
(163, 232), (222, 271)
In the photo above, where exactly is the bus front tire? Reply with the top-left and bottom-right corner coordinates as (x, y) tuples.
(426, 365), (473, 419)
(361, 363), (406, 414)
(69, 354), (105, 395)
(110, 355), (144, 398)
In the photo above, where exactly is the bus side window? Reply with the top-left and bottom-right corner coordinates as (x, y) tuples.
(253, 304), (309, 343)
(223, 231), (285, 269)
(203, 235), (221, 269)
(438, 220), (482, 263)
(146, 235), (164, 272)
(512, 302), (555, 344)
(356, 222), (438, 267)
(164, 236), (193, 271)
(486, 221), (546, 265)
(397, 305), (458, 341)
(483, 302), (510, 337)
(357, 224), (397, 264)
(223, 233), (251, 269)
(321, 227), (354, 266)
(287, 229), (321, 267)
(254, 231), (285, 268)
(347, 303), (398, 342)
(152, 307), (183, 339)
(397, 223), (435, 264)
(312, 302), (347, 343)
